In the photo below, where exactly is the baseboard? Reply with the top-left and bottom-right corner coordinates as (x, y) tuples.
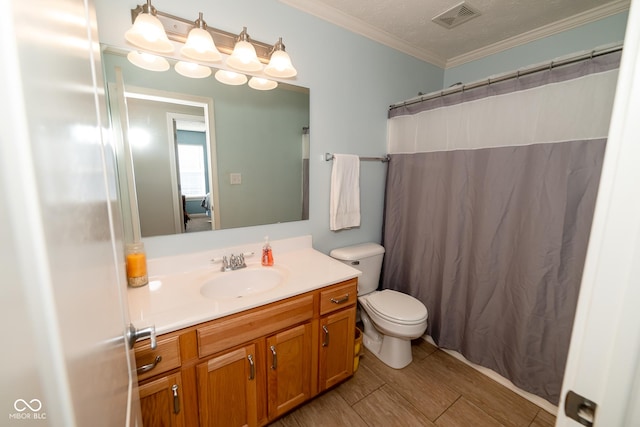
(421, 335), (558, 415)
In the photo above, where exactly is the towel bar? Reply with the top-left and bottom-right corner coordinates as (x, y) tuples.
(325, 153), (390, 162)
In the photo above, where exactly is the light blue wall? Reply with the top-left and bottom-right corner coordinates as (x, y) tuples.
(97, 1), (624, 258)
(443, 12), (629, 87)
(95, 0), (443, 257)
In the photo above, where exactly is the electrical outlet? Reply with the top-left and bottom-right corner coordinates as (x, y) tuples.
(230, 173), (242, 185)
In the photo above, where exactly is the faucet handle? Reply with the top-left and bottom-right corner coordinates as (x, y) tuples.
(221, 255), (230, 272)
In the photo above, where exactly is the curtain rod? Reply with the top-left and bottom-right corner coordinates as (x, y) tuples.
(325, 153), (390, 163)
(389, 43), (623, 111)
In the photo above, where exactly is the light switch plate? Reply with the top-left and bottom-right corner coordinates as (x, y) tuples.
(230, 173), (242, 185)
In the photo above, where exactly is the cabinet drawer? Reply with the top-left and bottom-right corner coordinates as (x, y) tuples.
(198, 294), (314, 358)
(320, 279), (357, 316)
(135, 335), (181, 382)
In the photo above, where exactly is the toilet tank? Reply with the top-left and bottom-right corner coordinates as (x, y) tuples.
(329, 243), (385, 296)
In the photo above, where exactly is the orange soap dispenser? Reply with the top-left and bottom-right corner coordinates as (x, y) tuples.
(261, 236), (274, 266)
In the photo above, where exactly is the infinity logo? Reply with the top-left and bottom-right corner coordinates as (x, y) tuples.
(14, 399), (42, 412)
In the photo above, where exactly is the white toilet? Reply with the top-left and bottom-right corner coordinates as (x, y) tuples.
(330, 243), (428, 369)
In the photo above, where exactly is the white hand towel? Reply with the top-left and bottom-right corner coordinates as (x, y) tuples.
(330, 154), (361, 231)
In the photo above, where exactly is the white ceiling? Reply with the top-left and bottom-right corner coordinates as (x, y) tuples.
(280, 0), (630, 68)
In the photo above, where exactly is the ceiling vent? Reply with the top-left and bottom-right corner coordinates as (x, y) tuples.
(432, 1), (481, 29)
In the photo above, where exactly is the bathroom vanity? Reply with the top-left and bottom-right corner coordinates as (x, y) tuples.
(128, 236), (360, 426)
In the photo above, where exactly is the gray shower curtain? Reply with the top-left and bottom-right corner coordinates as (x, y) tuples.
(382, 141), (605, 403)
(382, 49), (620, 404)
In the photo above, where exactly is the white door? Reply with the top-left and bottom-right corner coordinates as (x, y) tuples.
(557, 0), (640, 425)
(0, 0), (140, 425)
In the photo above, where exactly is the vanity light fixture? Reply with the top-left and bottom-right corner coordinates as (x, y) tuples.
(126, 51), (170, 72)
(264, 38), (297, 78)
(126, 4), (299, 85)
(226, 27), (263, 73)
(181, 13), (222, 63)
(214, 70), (248, 86)
(175, 61), (212, 79)
(124, 0), (174, 54)
(248, 77), (278, 91)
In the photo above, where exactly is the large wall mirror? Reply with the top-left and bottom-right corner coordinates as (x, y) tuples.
(102, 47), (310, 240)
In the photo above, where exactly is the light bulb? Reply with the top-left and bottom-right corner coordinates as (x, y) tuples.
(226, 29), (263, 72)
(214, 70), (248, 86)
(125, 12), (174, 54)
(175, 61), (212, 79)
(182, 27), (221, 62)
(265, 50), (297, 78)
(127, 51), (170, 72)
(248, 77), (278, 91)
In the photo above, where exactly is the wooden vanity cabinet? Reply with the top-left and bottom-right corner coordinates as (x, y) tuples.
(135, 278), (357, 426)
(266, 322), (313, 419)
(318, 280), (357, 391)
(135, 335), (186, 426)
(138, 372), (185, 427)
(196, 343), (260, 427)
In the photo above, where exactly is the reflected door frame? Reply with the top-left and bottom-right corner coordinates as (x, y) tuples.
(167, 112), (215, 234)
(120, 84), (221, 237)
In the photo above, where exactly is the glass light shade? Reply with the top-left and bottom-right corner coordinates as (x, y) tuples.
(127, 51), (170, 72)
(248, 77), (278, 91)
(174, 61), (212, 79)
(125, 12), (174, 54)
(181, 28), (222, 62)
(214, 70), (247, 86)
(226, 40), (263, 72)
(264, 50), (297, 78)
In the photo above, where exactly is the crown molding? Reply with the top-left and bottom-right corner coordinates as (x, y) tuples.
(279, 0), (447, 67)
(446, 0), (630, 68)
(281, 0), (630, 70)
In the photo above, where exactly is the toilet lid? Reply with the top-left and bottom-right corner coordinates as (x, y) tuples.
(366, 290), (428, 325)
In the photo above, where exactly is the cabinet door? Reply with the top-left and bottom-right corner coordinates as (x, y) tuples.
(197, 343), (258, 427)
(139, 372), (184, 427)
(319, 308), (356, 391)
(267, 323), (312, 419)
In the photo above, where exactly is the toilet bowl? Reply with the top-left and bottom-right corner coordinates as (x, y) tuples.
(329, 243), (428, 369)
(358, 290), (427, 368)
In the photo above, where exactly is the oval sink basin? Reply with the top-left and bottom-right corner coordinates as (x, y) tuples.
(200, 267), (285, 299)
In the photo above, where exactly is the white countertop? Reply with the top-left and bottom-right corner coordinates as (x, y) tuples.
(127, 236), (361, 335)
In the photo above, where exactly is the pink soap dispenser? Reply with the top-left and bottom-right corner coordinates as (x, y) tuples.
(261, 236), (274, 266)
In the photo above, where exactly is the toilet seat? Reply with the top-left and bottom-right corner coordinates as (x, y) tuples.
(365, 290), (428, 326)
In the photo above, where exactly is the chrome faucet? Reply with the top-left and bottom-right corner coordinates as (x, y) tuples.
(221, 253), (246, 272)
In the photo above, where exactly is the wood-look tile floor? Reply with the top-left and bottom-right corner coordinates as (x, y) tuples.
(269, 340), (556, 427)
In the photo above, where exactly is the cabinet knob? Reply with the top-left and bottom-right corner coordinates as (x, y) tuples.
(330, 294), (350, 305)
(270, 345), (277, 370)
(136, 355), (162, 375)
(247, 354), (255, 380)
(322, 325), (330, 347)
(172, 384), (180, 414)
